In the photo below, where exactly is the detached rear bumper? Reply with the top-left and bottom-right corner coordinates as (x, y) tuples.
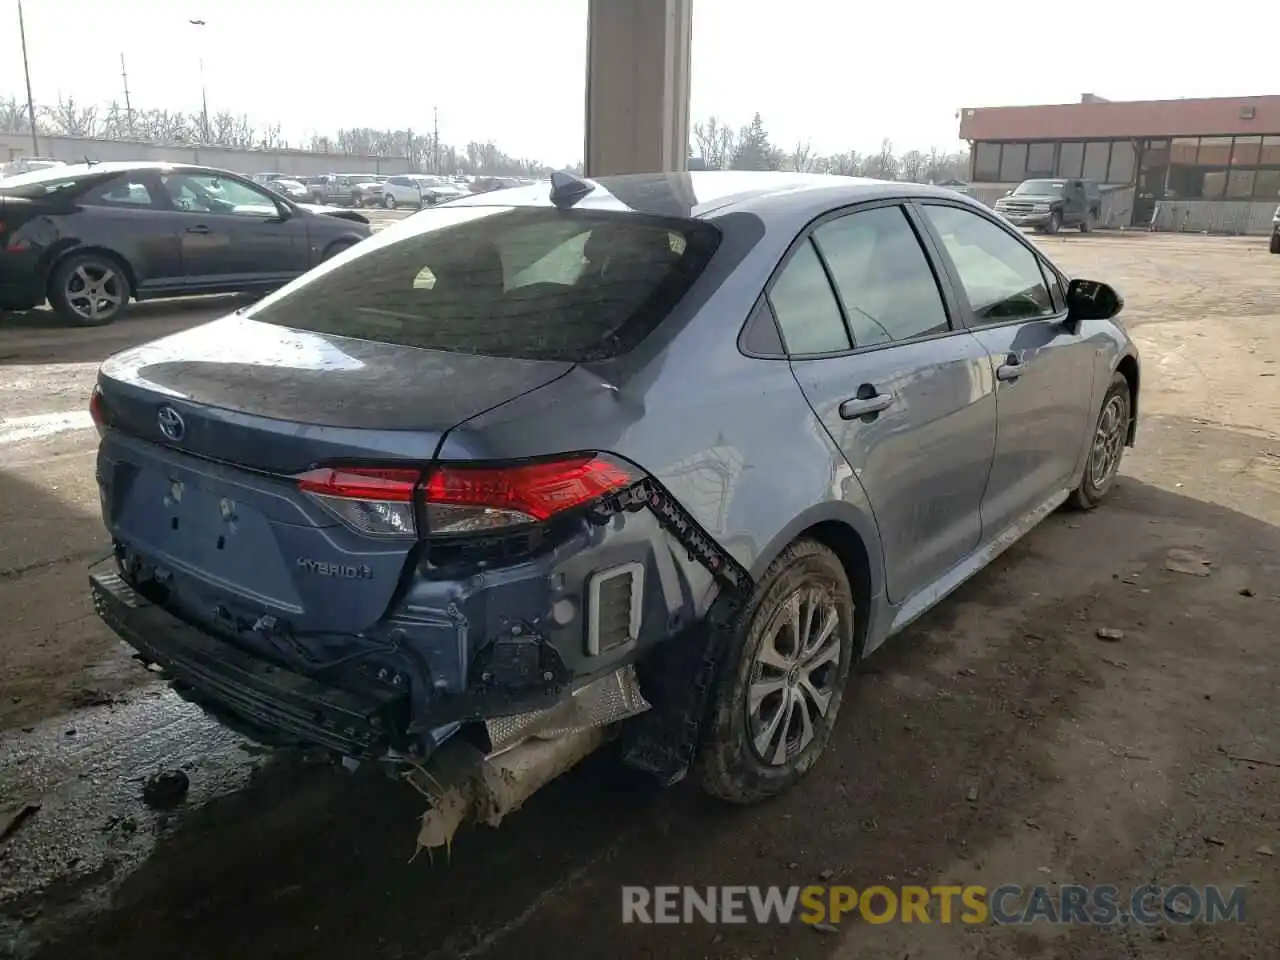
(90, 568), (409, 758)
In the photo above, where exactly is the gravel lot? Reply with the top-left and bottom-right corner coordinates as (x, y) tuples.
(0, 230), (1277, 960)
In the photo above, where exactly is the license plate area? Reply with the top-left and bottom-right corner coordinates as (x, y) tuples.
(116, 465), (300, 607)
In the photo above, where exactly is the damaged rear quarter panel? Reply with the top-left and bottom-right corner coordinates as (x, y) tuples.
(441, 212), (885, 657)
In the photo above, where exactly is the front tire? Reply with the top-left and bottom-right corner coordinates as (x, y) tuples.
(697, 539), (855, 804)
(1068, 371), (1131, 510)
(384, 193), (397, 209)
(1270, 231), (1280, 254)
(1045, 210), (1062, 235)
(48, 253), (132, 326)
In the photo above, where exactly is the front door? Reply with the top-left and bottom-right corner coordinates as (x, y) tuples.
(770, 202), (997, 603)
(916, 201), (1097, 539)
(158, 170), (311, 289)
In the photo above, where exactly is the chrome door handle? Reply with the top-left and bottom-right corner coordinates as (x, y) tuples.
(186, 225), (210, 235)
(839, 393), (894, 420)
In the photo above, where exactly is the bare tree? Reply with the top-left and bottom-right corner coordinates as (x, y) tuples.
(792, 138), (812, 172)
(0, 94), (37, 134)
(863, 137), (899, 180)
(44, 95), (98, 137)
(898, 149), (925, 183)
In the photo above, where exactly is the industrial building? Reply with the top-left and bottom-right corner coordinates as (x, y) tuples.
(958, 94), (1280, 234)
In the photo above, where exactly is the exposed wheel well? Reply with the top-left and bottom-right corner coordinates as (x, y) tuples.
(1116, 355), (1139, 444)
(797, 520), (873, 660)
(47, 247), (137, 302)
(322, 237), (358, 260)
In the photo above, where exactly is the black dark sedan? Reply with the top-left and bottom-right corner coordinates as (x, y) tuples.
(0, 162), (373, 325)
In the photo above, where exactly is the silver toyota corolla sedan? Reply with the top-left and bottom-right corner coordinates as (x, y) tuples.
(89, 171), (1139, 806)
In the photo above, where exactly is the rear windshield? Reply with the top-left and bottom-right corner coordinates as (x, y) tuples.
(246, 205), (721, 362)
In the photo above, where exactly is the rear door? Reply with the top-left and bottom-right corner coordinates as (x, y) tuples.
(916, 201), (1096, 539)
(157, 170), (311, 288)
(773, 201), (997, 603)
(77, 172), (185, 294)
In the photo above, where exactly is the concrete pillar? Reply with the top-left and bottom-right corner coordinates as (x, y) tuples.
(584, 0), (692, 177)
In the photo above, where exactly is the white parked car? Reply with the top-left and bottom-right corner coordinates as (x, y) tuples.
(379, 175), (428, 209)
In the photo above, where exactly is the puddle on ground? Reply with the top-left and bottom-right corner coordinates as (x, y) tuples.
(0, 688), (258, 913)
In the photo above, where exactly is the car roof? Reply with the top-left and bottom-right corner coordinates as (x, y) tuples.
(443, 171), (984, 221)
(0, 160), (241, 184)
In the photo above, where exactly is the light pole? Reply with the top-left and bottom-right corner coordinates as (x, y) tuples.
(17, 0), (39, 157)
(189, 18), (210, 142)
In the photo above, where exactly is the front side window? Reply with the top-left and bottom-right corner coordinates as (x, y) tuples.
(246, 206), (720, 362)
(768, 240), (850, 355)
(922, 204), (1055, 324)
(812, 206), (950, 347)
(161, 173), (279, 215)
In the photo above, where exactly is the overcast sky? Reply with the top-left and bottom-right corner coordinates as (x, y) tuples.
(6, 0), (1279, 162)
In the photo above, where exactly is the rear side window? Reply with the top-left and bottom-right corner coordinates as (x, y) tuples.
(812, 206), (950, 346)
(768, 240), (850, 355)
(247, 206), (720, 362)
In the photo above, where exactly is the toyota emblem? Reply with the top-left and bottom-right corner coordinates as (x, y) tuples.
(157, 406), (185, 442)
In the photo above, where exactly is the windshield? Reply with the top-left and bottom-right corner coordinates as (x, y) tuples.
(1013, 180), (1065, 197)
(245, 205), (721, 362)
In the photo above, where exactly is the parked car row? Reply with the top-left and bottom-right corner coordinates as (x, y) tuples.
(0, 161), (372, 325)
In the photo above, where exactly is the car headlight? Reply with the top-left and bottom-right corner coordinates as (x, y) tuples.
(1033, 203), (1049, 212)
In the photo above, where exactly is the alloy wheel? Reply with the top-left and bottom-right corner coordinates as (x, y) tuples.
(1089, 393), (1127, 490)
(746, 586), (843, 766)
(64, 263), (124, 323)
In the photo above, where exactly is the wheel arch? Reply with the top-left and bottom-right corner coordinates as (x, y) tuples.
(1116, 352), (1139, 444)
(747, 502), (884, 660)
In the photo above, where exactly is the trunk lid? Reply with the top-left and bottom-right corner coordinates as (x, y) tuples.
(98, 315), (573, 472)
(96, 315), (573, 635)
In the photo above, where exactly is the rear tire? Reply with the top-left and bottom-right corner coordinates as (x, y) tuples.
(1270, 231), (1280, 255)
(48, 252), (132, 327)
(696, 539), (855, 804)
(1080, 214), (1094, 233)
(1068, 371), (1131, 510)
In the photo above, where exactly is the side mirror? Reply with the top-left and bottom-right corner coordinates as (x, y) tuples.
(1066, 278), (1123, 322)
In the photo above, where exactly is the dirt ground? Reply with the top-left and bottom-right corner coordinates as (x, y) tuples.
(0, 231), (1277, 960)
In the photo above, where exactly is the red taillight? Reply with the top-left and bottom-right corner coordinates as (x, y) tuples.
(89, 386), (107, 437)
(294, 456), (637, 539)
(296, 467), (421, 502)
(422, 456), (637, 533)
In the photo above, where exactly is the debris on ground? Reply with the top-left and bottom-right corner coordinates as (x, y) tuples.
(818, 868), (835, 881)
(1239, 587), (1256, 597)
(1164, 548), (1212, 576)
(70, 687), (118, 708)
(812, 922), (839, 934)
(1257, 844), (1274, 857)
(0, 800), (41, 846)
(966, 785), (979, 802)
(1203, 835), (1225, 846)
(1096, 627), (1125, 642)
(142, 769), (190, 809)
